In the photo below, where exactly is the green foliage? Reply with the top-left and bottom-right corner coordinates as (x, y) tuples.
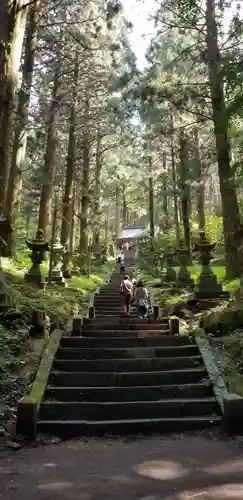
(204, 215), (224, 249)
(0, 259), (114, 424)
(4, 260), (114, 322)
(136, 231), (177, 276)
(0, 325), (32, 413)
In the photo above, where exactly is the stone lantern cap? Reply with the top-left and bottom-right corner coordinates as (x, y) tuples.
(194, 230), (216, 251)
(26, 229), (49, 252)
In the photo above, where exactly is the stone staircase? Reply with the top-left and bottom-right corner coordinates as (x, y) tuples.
(38, 264), (221, 437)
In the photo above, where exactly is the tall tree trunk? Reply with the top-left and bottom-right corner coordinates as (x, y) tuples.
(92, 129), (102, 251)
(37, 65), (61, 238)
(179, 129), (191, 260)
(162, 152), (169, 231)
(0, 0), (28, 211)
(79, 135), (90, 255)
(206, 0), (241, 278)
(193, 128), (205, 231)
(79, 90), (90, 256)
(148, 156), (155, 241)
(4, 1), (39, 223)
(122, 185), (128, 228)
(69, 185), (75, 256)
(170, 112), (180, 246)
(104, 206), (110, 257)
(115, 185), (121, 239)
(60, 56), (78, 249)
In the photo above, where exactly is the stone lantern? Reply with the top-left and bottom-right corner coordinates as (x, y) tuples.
(51, 238), (66, 285)
(25, 229), (49, 289)
(62, 244), (71, 278)
(194, 230), (224, 299)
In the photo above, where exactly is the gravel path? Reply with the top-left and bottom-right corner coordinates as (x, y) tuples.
(1, 432), (243, 499)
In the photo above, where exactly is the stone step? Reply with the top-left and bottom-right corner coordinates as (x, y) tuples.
(56, 344), (199, 360)
(61, 335), (191, 348)
(94, 307), (152, 313)
(38, 415), (221, 438)
(94, 310), (140, 315)
(91, 316), (153, 322)
(50, 367), (208, 387)
(96, 292), (125, 296)
(53, 355), (203, 373)
(94, 309), (149, 316)
(83, 323), (169, 331)
(39, 398), (219, 421)
(95, 292), (122, 297)
(94, 301), (123, 307)
(94, 303), (137, 309)
(45, 381), (214, 402)
(97, 287), (145, 293)
(82, 329), (170, 337)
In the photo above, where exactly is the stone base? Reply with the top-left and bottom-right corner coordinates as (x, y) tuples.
(197, 298), (219, 310)
(25, 272), (46, 289)
(164, 267), (176, 283)
(196, 271), (223, 299)
(177, 277), (194, 287)
(177, 265), (194, 287)
(71, 269), (81, 276)
(63, 269), (71, 279)
(195, 290), (229, 300)
(52, 272), (66, 287)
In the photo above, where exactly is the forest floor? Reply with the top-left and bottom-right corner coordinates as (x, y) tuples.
(0, 256), (114, 438)
(137, 262), (243, 398)
(1, 431), (243, 499)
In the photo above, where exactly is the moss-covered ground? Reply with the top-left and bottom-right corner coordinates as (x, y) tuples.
(0, 255), (115, 434)
(136, 262), (243, 399)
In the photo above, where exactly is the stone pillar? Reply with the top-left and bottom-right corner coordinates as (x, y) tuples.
(51, 238), (66, 286)
(164, 252), (176, 283)
(62, 244), (71, 278)
(195, 231), (223, 299)
(176, 246), (194, 287)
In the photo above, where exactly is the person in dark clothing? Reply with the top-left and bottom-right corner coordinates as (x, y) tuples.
(119, 249), (125, 274)
(134, 280), (149, 318)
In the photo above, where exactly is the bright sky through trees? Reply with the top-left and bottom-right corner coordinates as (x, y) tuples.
(122, 0), (243, 69)
(122, 0), (157, 69)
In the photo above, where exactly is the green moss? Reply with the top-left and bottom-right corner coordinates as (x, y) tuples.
(194, 332), (229, 411)
(22, 328), (63, 408)
(0, 259), (114, 323)
(203, 306), (243, 334)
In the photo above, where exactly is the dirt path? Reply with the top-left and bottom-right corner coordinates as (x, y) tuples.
(1, 432), (243, 500)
